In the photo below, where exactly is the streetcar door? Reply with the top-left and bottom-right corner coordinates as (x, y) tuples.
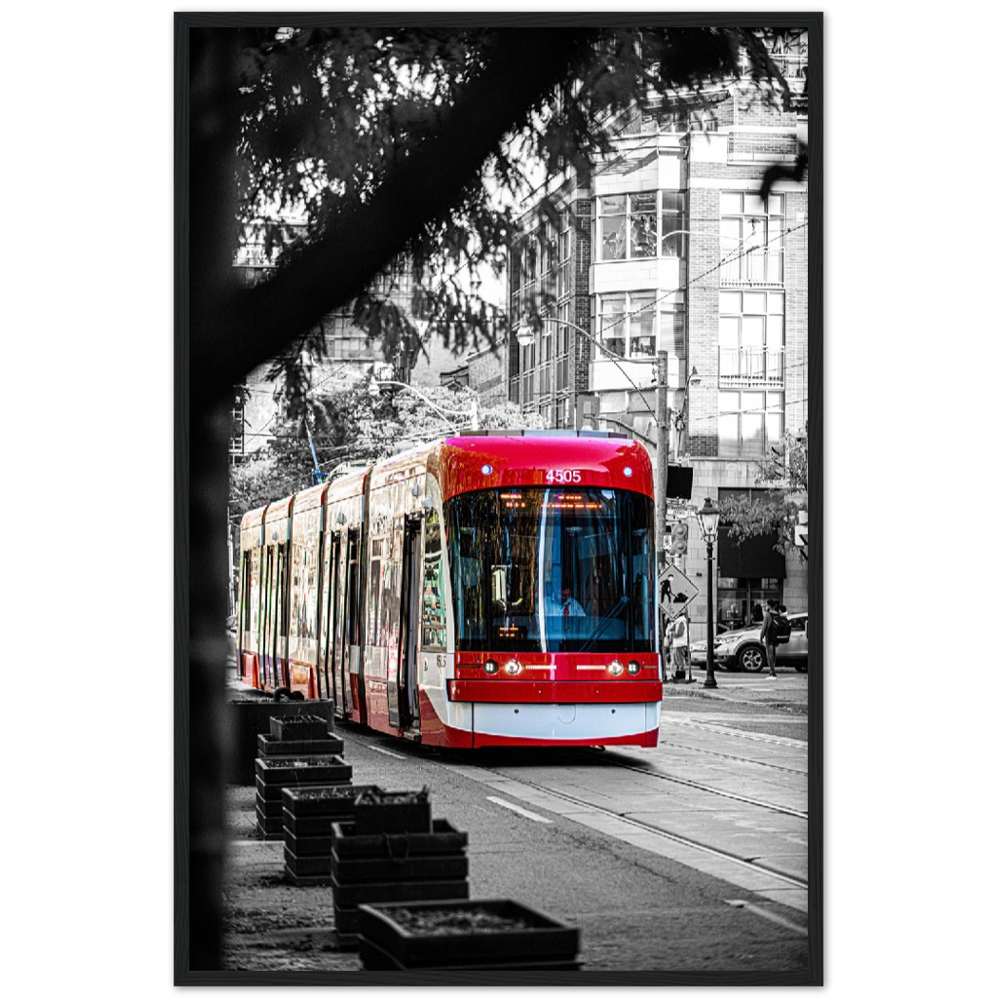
(340, 529), (361, 721)
(319, 533), (340, 704)
(394, 514), (422, 732)
(261, 546), (274, 688)
(275, 543), (289, 688)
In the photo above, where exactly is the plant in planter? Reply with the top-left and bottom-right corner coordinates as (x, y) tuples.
(352, 786), (432, 836)
(356, 899), (581, 971)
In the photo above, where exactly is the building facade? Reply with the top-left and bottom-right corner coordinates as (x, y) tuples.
(506, 44), (809, 635)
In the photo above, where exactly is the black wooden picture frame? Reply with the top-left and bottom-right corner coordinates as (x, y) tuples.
(171, 11), (833, 987)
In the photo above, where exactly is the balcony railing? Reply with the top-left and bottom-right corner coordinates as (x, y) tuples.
(720, 247), (783, 286)
(719, 347), (784, 386)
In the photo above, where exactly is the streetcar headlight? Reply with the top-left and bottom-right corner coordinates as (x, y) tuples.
(608, 660), (624, 676)
(483, 659), (499, 675)
(504, 659), (522, 676)
(627, 661), (641, 675)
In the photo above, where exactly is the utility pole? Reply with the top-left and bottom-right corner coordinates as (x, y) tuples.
(655, 350), (670, 568)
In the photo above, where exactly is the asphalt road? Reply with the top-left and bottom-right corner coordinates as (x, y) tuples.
(222, 673), (812, 977)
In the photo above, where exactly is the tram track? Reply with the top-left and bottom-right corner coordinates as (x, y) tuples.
(566, 748), (807, 820)
(656, 739), (807, 777)
(464, 760), (809, 892)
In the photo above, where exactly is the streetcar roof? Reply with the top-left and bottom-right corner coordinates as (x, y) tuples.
(430, 433), (654, 501)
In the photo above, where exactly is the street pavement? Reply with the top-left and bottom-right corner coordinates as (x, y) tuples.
(221, 669), (811, 976)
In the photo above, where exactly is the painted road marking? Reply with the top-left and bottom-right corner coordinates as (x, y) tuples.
(487, 796), (553, 824)
(371, 746), (406, 759)
(726, 899), (808, 935)
(438, 761), (808, 912)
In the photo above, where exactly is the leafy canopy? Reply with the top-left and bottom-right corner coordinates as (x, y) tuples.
(718, 431), (808, 559)
(234, 26), (799, 365)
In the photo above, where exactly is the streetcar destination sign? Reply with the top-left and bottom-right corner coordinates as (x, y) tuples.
(657, 564), (699, 620)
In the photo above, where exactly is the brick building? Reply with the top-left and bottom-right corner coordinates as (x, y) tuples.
(505, 41), (810, 633)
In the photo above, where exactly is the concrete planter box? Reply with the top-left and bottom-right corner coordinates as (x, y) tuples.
(332, 852), (468, 884)
(283, 845), (333, 877)
(332, 880), (470, 937)
(255, 755), (353, 786)
(282, 784), (383, 819)
(330, 820), (469, 885)
(255, 806), (285, 838)
(329, 817), (471, 938)
(256, 757), (351, 840)
(257, 733), (345, 757)
(281, 784), (385, 883)
(356, 899), (581, 971)
(269, 714), (330, 742)
(225, 698), (335, 785)
(352, 789), (432, 836)
(257, 776), (350, 802)
(331, 819), (467, 859)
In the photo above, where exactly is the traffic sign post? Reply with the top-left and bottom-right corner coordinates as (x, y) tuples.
(658, 564), (699, 621)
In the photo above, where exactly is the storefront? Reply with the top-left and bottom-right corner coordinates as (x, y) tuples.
(716, 527), (785, 630)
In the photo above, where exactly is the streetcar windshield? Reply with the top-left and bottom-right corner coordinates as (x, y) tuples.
(445, 487), (655, 653)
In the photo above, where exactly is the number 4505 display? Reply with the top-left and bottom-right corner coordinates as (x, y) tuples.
(545, 469), (582, 484)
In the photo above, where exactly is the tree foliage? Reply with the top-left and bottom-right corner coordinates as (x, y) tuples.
(718, 431), (808, 559)
(232, 26), (800, 382)
(229, 383), (545, 515)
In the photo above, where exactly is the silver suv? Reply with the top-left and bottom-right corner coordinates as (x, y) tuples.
(712, 613), (808, 672)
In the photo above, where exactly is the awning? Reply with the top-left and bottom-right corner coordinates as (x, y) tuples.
(717, 527), (786, 579)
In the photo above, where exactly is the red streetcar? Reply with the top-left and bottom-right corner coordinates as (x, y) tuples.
(237, 431), (662, 748)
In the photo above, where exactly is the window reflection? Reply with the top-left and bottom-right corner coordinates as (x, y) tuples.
(445, 487), (655, 653)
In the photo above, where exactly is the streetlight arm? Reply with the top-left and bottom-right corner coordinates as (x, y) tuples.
(372, 379), (479, 428)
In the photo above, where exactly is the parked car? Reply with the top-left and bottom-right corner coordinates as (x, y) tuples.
(688, 623), (731, 666)
(710, 613), (808, 672)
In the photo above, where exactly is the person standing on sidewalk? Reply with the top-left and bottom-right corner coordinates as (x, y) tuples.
(662, 616), (673, 683)
(760, 599), (779, 678)
(671, 612), (689, 680)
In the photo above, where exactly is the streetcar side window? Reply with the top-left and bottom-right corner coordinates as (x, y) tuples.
(421, 507), (447, 649)
(346, 530), (360, 646)
(368, 540), (384, 645)
(241, 551), (252, 631)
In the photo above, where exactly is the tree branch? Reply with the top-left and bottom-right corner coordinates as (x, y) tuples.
(193, 27), (597, 400)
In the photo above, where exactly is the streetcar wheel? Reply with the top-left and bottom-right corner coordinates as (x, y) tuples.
(273, 686), (293, 701)
(738, 646), (765, 672)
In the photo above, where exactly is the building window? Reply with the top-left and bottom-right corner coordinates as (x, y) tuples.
(629, 292), (656, 356)
(661, 192), (686, 257)
(326, 313), (374, 361)
(597, 291), (684, 360)
(720, 191), (784, 285)
(597, 293), (627, 355)
(596, 191), (687, 261)
(718, 390), (784, 458)
(719, 290), (784, 385)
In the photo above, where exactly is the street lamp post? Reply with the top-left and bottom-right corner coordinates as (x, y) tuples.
(695, 496), (722, 690)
